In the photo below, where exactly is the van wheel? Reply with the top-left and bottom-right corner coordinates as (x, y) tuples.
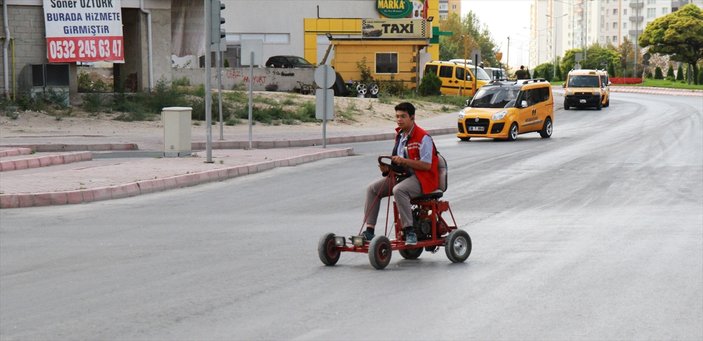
(540, 117), (553, 138)
(459, 137), (471, 141)
(605, 98), (610, 107)
(563, 101), (570, 110)
(596, 100), (602, 110)
(507, 123), (518, 141)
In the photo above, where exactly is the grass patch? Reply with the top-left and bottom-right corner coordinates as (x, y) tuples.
(619, 79), (703, 90)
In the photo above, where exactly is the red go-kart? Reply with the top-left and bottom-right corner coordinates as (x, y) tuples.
(318, 154), (472, 270)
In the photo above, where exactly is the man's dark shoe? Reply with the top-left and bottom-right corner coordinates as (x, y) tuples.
(361, 230), (375, 241)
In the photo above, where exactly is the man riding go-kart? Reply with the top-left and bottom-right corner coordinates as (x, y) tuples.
(317, 102), (472, 270)
(361, 102), (439, 245)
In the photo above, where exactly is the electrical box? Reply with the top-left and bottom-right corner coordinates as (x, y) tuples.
(162, 107), (192, 157)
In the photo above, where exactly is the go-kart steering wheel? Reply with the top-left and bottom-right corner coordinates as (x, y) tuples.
(378, 155), (406, 175)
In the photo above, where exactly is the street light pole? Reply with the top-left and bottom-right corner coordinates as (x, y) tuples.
(547, 13), (568, 81)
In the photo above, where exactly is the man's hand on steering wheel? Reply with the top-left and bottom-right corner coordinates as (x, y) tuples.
(390, 155), (406, 167)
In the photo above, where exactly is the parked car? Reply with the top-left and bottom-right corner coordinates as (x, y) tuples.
(483, 67), (507, 80)
(457, 79), (554, 141)
(265, 55), (314, 68)
(423, 60), (491, 96)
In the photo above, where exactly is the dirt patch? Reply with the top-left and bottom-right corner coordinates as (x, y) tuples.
(1, 91), (457, 138)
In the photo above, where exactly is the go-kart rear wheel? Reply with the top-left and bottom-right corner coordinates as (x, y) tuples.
(399, 247), (423, 260)
(368, 236), (392, 270)
(445, 229), (472, 263)
(318, 233), (340, 266)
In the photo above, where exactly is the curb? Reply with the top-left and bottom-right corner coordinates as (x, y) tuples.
(0, 147), (33, 157)
(0, 148), (353, 209)
(0, 143), (138, 152)
(191, 128), (457, 150)
(0, 151), (92, 172)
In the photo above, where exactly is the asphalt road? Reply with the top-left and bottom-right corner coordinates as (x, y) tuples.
(1, 93), (702, 340)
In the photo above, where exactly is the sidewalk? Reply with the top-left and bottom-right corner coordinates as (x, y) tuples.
(0, 111), (457, 209)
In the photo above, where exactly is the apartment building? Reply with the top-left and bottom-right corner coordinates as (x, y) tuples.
(529, 0), (702, 67)
(439, 0), (461, 20)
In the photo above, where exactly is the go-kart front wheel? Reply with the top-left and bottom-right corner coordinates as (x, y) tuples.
(399, 247), (423, 260)
(445, 229), (472, 263)
(318, 233), (341, 266)
(368, 235), (392, 270)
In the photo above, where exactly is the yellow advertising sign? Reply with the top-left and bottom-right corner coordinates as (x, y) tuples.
(361, 19), (430, 39)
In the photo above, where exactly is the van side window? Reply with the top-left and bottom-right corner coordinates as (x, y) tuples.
(456, 67), (471, 81)
(439, 66), (453, 78)
(425, 65), (438, 76)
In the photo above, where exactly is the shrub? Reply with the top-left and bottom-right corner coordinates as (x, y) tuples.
(676, 64), (684, 81)
(418, 71), (441, 96)
(654, 66), (664, 79)
(666, 63), (675, 80)
(83, 93), (104, 113)
(378, 77), (407, 97)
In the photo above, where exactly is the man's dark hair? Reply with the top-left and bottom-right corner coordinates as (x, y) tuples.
(395, 102), (415, 117)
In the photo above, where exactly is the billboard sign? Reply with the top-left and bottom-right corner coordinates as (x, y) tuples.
(43, 0), (125, 63)
(376, 0), (412, 18)
(362, 19), (429, 39)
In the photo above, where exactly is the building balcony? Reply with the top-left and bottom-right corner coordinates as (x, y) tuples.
(629, 16), (644, 22)
(629, 2), (644, 9)
(628, 29), (642, 37)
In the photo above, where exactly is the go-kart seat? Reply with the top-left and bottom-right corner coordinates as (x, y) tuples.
(413, 153), (448, 201)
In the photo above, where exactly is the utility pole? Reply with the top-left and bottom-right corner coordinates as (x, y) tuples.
(506, 36), (510, 70)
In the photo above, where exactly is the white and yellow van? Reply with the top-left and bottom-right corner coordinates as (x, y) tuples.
(423, 60), (491, 96)
(563, 69), (610, 110)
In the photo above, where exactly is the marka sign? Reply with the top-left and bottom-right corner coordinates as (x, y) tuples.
(376, 0), (412, 18)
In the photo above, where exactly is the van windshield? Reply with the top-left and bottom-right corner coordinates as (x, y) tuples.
(470, 87), (520, 108)
(568, 75), (600, 87)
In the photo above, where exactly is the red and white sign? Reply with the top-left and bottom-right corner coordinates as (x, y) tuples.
(43, 0), (124, 63)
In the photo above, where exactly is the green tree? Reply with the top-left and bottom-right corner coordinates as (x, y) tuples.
(418, 70), (441, 96)
(439, 11), (499, 67)
(676, 64), (684, 81)
(666, 63), (675, 79)
(533, 63), (554, 81)
(562, 45), (621, 76)
(639, 4), (703, 84)
(654, 66), (664, 79)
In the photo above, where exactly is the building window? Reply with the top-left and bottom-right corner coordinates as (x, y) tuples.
(613, 8), (618, 15)
(623, 22), (628, 29)
(647, 0), (655, 4)
(613, 36), (617, 43)
(376, 53), (398, 74)
(612, 22), (617, 28)
(624, 9), (628, 15)
(661, 7), (668, 15)
(647, 8), (655, 18)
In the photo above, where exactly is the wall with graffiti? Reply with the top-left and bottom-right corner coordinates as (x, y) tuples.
(172, 68), (315, 92)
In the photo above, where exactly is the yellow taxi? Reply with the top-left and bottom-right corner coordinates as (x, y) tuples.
(424, 60), (491, 96)
(457, 79), (554, 141)
(563, 69), (610, 110)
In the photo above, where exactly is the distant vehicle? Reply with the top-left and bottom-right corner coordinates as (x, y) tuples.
(563, 69), (610, 110)
(265, 55), (314, 68)
(482, 67), (507, 80)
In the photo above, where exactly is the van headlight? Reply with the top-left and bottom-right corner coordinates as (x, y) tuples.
(492, 110), (507, 121)
(458, 110), (466, 119)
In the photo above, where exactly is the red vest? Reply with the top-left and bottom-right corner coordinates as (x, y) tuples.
(395, 125), (439, 194)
